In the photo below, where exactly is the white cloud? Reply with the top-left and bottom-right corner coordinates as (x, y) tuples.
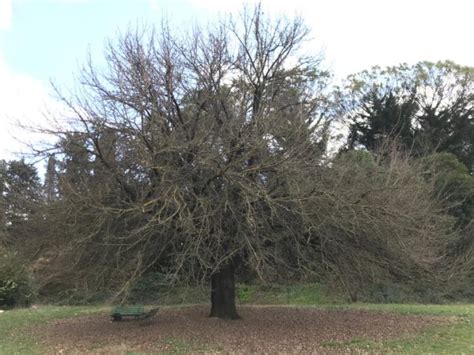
(0, 56), (62, 160)
(0, 0), (12, 30)
(49, 0), (89, 3)
(187, 0), (242, 12)
(187, 0), (474, 78)
(147, 0), (160, 12)
(22, 0), (89, 3)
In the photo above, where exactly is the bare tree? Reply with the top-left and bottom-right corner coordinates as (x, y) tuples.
(299, 145), (455, 301)
(32, 6), (454, 317)
(37, 6), (332, 319)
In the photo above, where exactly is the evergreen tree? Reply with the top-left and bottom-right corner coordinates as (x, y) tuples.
(344, 61), (473, 172)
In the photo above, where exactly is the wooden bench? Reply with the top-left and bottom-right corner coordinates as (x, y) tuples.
(111, 305), (159, 321)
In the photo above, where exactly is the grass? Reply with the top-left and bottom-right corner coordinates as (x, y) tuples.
(1, 286), (473, 354)
(157, 339), (223, 354)
(0, 305), (105, 354)
(317, 303), (474, 354)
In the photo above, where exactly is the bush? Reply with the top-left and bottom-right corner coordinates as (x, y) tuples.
(236, 284), (256, 302)
(0, 249), (35, 308)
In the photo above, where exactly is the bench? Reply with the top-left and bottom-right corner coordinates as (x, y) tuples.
(111, 305), (159, 321)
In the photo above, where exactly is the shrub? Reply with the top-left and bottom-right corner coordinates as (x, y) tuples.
(0, 249), (35, 308)
(237, 284), (256, 302)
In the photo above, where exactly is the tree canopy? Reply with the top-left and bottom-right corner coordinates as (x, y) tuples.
(22, 7), (456, 318)
(35, 7), (336, 318)
(343, 61), (474, 172)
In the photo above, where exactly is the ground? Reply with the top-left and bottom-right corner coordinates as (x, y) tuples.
(2, 303), (473, 353)
(31, 305), (452, 353)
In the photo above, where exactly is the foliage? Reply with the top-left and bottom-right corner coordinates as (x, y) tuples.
(347, 91), (418, 151)
(0, 159), (43, 246)
(340, 61), (473, 301)
(0, 248), (35, 308)
(343, 61), (474, 173)
(236, 283), (255, 302)
(0, 160), (42, 213)
(421, 153), (474, 229)
(418, 153), (474, 300)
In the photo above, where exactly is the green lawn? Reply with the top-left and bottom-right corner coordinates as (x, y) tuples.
(0, 306), (105, 354)
(318, 303), (474, 354)
(1, 300), (473, 354)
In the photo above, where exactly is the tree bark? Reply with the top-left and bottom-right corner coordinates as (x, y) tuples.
(210, 262), (240, 319)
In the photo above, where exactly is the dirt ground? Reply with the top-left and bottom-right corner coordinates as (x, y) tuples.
(32, 305), (450, 353)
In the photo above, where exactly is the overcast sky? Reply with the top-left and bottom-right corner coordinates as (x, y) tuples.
(0, 0), (473, 162)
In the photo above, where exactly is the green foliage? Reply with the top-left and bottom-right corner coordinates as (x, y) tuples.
(0, 249), (35, 308)
(344, 61), (474, 172)
(0, 159), (42, 228)
(236, 283), (255, 302)
(419, 153), (474, 301)
(0, 280), (18, 306)
(347, 90), (417, 151)
(422, 153), (474, 227)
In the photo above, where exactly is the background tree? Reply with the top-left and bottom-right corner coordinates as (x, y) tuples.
(343, 61), (473, 172)
(347, 90), (418, 151)
(341, 61), (473, 300)
(421, 153), (474, 231)
(0, 159), (42, 246)
(44, 155), (58, 202)
(421, 152), (474, 300)
(0, 160), (42, 308)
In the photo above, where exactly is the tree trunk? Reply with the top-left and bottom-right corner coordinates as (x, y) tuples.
(210, 262), (240, 319)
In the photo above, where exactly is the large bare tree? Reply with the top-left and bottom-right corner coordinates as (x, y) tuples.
(33, 6), (454, 317)
(38, 6), (332, 319)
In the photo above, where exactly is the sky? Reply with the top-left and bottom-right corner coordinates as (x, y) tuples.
(0, 0), (473, 163)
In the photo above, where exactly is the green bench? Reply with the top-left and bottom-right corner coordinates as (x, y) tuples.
(111, 305), (159, 321)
